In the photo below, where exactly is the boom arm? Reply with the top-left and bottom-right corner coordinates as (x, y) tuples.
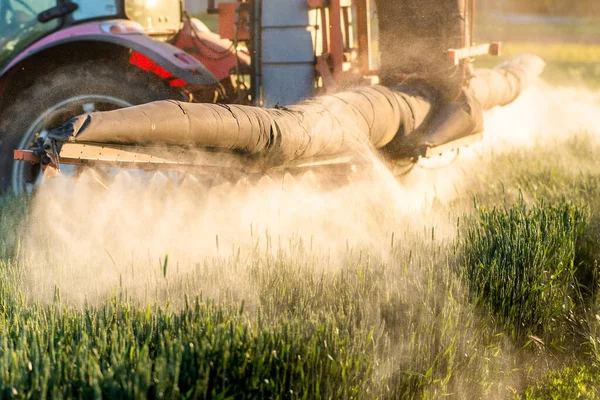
(16, 55), (544, 176)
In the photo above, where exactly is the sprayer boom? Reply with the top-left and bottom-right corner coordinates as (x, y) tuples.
(15, 142), (359, 180)
(15, 55), (544, 182)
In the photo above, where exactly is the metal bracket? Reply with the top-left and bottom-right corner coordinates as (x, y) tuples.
(13, 150), (40, 164)
(423, 133), (483, 158)
(47, 140), (61, 173)
(448, 42), (501, 65)
(316, 54), (338, 93)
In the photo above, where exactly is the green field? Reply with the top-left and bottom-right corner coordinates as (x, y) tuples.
(3, 117), (600, 398)
(477, 41), (600, 88)
(476, 15), (600, 88)
(2, 22), (600, 399)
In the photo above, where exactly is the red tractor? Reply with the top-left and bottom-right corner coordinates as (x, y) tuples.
(7, 1), (538, 194)
(0, 0), (249, 194)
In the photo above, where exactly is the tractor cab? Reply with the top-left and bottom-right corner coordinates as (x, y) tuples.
(0, 0), (58, 65)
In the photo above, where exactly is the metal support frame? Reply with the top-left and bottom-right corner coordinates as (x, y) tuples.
(310, 0), (354, 91)
(15, 144), (359, 177)
(329, 0), (344, 75)
(310, 0), (499, 92)
(448, 1), (500, 68)
(448, 42), (501, 65)
(354, 0), (371, 75)
(310, 0), (376, 92)
(246, 0), (262, 105)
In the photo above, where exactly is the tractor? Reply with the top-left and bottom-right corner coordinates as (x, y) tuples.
(5, 0), (543, 193)
(0, 0), (250, 194)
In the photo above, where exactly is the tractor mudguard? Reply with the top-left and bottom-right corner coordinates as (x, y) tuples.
(1, 20), (218, 86)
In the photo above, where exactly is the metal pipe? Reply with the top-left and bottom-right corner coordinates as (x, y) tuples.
(250, 0), (262, 105)
(470, 0), (476, 46)
(329, 0), (344, 75)
(354, 0), (371, 74)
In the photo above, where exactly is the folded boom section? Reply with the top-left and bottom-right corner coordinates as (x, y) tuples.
(23, 55), (544, 175)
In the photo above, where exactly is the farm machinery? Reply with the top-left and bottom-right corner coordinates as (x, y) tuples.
(3, 0), (544, 193)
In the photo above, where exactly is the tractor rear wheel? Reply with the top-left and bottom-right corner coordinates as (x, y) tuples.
(0, 60), (183, 195)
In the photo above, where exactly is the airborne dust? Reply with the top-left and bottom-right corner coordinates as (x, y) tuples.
(20, 82), (600, 306)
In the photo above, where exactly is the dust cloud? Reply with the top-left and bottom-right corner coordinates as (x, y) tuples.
(20, 82), (600, 305)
